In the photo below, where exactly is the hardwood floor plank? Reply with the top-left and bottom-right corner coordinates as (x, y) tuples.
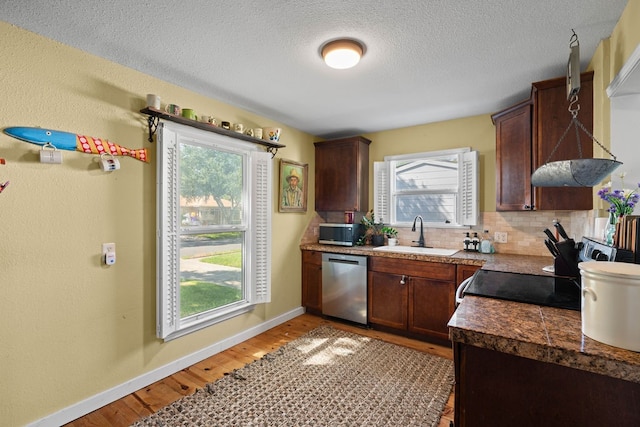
(188, 352), (245, 383)
(64, 313), (455, 426)
(133, 377), (192, 412)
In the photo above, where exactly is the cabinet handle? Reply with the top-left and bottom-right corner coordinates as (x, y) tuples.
(400, 275), (407, 285)
(523, 204), (535, 210)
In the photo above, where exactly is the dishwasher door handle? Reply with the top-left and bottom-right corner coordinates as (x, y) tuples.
(326, 258), (361, 265)
(456, 276), (474, 306)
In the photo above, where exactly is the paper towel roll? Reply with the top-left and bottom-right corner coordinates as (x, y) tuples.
(594, 217), (608, 241)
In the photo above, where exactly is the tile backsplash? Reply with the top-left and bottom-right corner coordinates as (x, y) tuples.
(302, 210), (601, 256)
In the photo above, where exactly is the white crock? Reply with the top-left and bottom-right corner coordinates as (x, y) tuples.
(579, 261), (640, 352)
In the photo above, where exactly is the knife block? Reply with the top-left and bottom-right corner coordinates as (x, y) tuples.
(554, 240), (580, 279)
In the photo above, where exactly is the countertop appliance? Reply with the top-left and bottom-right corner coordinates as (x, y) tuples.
(579, 236), (634, 263)
(321, 253), (367, 324)
(457, 269), (581, 311)
(319, 223), (364, 246)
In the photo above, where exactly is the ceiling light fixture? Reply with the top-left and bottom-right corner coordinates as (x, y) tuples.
(321, 39), (364, 70)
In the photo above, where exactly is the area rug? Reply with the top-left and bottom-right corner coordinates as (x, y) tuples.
(132, 325), (454, 426)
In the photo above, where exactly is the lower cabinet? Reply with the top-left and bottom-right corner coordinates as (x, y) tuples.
(367, 269), (408, 329)
(454, 343), (640, 426)
(301, 250), (322, 314)
(456, 264), (480, 284)
(302, 250), (480, 341)
(368, 256), (457, 341)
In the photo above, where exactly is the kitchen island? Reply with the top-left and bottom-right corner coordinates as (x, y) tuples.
(449, 285), (640, 426)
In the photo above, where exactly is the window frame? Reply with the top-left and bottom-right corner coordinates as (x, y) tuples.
(374, 147), (478, 228)
(156, 122), (271, 341)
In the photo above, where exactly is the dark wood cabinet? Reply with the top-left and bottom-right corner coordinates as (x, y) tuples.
(408, 277), (455, 339)
(494, 100), (533, 210)
(368, 257), (456, 341)
(314, 136), (371, 212)
(456, 264), (480, 285)
(492, 71), (594, 211)
(368, 270), (408, 329)
(301, 250), (322, 314)
(454, 343), (640, 426)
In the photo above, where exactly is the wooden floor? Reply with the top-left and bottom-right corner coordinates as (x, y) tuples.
(64, 313), (454, 426)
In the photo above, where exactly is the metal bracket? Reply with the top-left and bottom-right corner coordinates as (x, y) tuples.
(146, 115), (160, 143)
(267, 146), (278, 159)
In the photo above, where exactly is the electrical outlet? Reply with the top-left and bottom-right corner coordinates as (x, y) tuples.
(494, 232), (508, 243)
(102, 242), (116, 265)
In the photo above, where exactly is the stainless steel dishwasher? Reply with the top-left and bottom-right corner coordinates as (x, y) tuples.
(321, 253), (367, 325)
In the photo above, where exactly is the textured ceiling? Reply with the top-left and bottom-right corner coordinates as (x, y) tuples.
(0, 1), (628, 138)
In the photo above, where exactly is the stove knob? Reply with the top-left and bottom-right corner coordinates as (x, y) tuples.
(592, 249), (608, 261)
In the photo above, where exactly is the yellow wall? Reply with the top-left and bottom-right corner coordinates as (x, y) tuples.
(0, 21), (315, 426)
(364, 114), (496, 212)
(589, 0), (640, 209)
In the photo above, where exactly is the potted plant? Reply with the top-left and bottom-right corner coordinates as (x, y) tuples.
(381, 226), (398, 246)
(359, 209), (385, 246)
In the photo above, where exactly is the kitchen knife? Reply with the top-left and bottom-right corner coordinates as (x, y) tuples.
(544, 239), (558, 257)
(543, 228), (558, 243)
(553, 220), (570, 240)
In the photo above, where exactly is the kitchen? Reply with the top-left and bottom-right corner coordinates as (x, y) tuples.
(1, 1), (640, 426)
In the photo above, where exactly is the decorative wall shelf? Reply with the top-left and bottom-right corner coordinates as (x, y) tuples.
(140, 107), (285, 157)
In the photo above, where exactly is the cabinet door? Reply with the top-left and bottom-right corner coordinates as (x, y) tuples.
(301, 250), (322, 314)
(408, 277), (455, 340)
(532, 72), (593, 211)
(314, 136), (370, 212)
(493, 100), (533, 211)
(368, 270), (408, 330)
(456, 265), (480, 284)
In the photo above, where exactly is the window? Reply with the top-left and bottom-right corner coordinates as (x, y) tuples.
(157, 122), (271, 341)
(374, 148), (478, 227)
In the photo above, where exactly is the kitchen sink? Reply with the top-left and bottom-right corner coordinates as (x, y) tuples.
(372, 246), (459, 256)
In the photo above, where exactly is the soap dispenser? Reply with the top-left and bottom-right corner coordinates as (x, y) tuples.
(471, 232), (480, 252)
(480, 230), (494, 254)
(463, 232), (471, 251)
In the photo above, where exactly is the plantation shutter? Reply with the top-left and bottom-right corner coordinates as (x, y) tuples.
(250, 151), (272, 304)
(157, 123), (180, 339)
(374, 161), (390, 223)
(460, 150), (479, 226)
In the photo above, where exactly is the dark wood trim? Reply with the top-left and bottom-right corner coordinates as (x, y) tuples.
(140, 107), (286, 150)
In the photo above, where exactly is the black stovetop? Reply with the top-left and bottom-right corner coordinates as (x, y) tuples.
(463, 269), (581, 311)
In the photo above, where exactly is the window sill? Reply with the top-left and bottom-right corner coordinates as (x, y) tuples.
(161, 302), (255, 342)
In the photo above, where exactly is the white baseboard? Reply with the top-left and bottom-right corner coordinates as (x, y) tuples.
(28, 306), (305, 427)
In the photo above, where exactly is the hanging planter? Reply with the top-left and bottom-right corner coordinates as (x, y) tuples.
(531, 158), (622, 187)
(531, 30), (622, 188)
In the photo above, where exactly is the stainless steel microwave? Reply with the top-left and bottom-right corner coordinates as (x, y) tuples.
(318, 223), (364, 246)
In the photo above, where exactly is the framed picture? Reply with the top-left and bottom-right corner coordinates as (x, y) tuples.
(279, 159), (308, 212)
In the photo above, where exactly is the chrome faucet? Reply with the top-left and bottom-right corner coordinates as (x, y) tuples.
(412, 215), (425, 247)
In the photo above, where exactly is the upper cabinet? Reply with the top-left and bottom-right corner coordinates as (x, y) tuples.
(314, 136), (371, 212)
(492, 71), (594, 211)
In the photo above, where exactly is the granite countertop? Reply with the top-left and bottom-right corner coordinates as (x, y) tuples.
(449, 296), (640, 384)
(300, 242), (554, 271)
